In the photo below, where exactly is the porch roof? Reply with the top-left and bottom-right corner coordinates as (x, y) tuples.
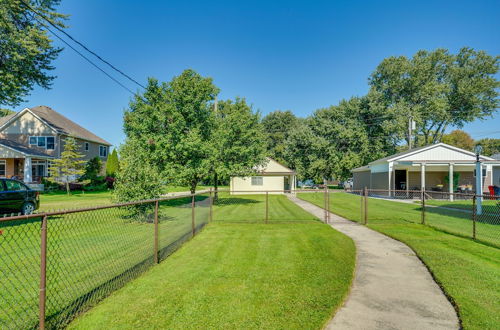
(0, 139), (53, 159)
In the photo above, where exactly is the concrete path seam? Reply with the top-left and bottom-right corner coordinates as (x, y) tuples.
(287, 195), (459, 330)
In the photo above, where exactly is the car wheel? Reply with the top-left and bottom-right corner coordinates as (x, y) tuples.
(22, 202), (35, 215)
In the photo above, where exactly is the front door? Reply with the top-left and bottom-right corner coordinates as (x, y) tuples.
(395, 170), (407, 190)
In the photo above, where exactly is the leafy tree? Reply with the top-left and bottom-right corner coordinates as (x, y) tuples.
(441, 130), (474, 150)
(114, 140), (164, 203)
(210, 97), (266, 198)
(262, 110), (299, 166)
(106, 148), (120, 177)
(48, 136), (86, 195)
(369, 48), (499, 146)
(0, 108), (15, 117)
(475, 138), (500, 156)
(0, 0), (67, 107)
(80, 156), (102, 185)
(117, 70), (219, 201)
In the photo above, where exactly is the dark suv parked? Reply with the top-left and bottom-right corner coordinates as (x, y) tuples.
(0, 179), (40, 215)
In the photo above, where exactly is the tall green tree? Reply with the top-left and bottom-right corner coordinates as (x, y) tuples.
(106, 148), (120, 177)
(210, 97), (266, 197)
(262, 110), (299, 166)
(441, 130), (474, 151)
(475, 138), (500, 156)
(369, 47), (499, 146)
(116, 70), (219, 201)
(48, 136), (86, 195)
(285, 96), (396, 182)
(0, 0), (67, 107)
(80, 156), (102, 185)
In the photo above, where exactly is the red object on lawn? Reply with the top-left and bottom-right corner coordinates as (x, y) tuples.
(488, 185), (495, 199)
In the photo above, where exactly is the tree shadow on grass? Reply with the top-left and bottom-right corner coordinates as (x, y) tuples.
(214, 197), (261, 207)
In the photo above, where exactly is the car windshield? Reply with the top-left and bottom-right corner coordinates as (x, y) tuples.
(4, 180), (27, 191)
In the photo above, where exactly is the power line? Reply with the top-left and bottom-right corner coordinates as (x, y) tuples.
(20, 0), (146, 90)
(28, 14), (136, 95)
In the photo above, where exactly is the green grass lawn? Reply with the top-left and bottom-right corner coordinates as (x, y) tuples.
(39, 190), (114, 211)
(213, 192), (318, 223)
(298, 192), (500, 330)
(3, 191), (355, 329)
(69, 222), (355, 329)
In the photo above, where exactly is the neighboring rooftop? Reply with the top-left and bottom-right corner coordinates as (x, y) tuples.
(29, 106), (111, 145)
(0, 138), (54, 158)
(491, 153), (500, 160)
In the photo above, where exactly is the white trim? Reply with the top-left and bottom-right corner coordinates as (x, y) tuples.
(99, 145), (108, 157)
(387, 143), (494, 162)
(0, 108), (58, 134)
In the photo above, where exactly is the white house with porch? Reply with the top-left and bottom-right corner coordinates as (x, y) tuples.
(352, 143), (500, 198)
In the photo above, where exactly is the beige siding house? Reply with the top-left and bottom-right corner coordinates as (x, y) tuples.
(352, 143), (500, 196)
(230, 158), (296, 194)
(0, 106), (112, 184)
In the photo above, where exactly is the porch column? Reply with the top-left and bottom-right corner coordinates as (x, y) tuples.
(24, 157), (32, 183)
(421, 164), (426, 192)
(449, 163), (454, 201)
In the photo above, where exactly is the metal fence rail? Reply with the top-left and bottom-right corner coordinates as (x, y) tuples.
(0, 192), (212, 329)
(345, 188), (500, 247)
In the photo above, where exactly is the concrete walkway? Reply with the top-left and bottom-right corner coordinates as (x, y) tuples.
(288, 196), (459, 330)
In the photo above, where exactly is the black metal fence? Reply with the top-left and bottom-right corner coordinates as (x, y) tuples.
(347, 188), (500, 247)
(0, 192), (212, 329)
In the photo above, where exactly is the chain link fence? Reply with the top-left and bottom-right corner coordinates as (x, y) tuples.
(0, 192), (212, 329)
(347, 188), (500, 247)
(212, 190), (322, 223)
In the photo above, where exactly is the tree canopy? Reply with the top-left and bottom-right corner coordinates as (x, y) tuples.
(369, 47), (499, 147)
(0, 0), (67, 107)
(262, 110), (299, 166)
(209, 97), (266, 194)
(441, 130), (475, 151)
(106, 148), (120, 177)
(475, 138), (500, 156)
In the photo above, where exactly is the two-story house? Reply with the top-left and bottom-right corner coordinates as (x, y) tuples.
(0, 106), (112, 184)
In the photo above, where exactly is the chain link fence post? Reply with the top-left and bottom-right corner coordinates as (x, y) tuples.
(265, 191), (269, 224)
(324, 186), (328, 223)
(209, 188), (213, 222)
(326, 187), (330, 223)
(154, 200), (159, 264)
(363, 187), (368, 225)
(191, 195), (195, 237)
(360, 189), (364, 223)
(421, 190), (426, 225)
(472, 195), (476, 240)
(39, 215), (48, 330)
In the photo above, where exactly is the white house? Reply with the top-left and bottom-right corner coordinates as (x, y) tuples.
(351, 143), (500, 195)
(230, 158), (296, 194)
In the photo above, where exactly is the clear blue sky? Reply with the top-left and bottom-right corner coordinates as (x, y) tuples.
(18, 0), (500, 148)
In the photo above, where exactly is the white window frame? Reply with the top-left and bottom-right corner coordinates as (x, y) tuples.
(99, 145), (108, 157)
(251, 176), (263, 186)
(0, 160), (5, 177)
(84, 142), (89, 152)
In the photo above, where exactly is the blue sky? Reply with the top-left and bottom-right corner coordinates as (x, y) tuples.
(18, 0), (500, 148)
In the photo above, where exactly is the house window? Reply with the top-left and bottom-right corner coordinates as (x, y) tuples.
(251, 176), (263, 186)
(473, 168), (487, 177)
(99, 145), (107, 157)
(84, 142), (89, 151)
(29, 136), (37, 145)
(46, 137), (55, 150)
(0, 160), (5, 177)
(37, 137), (46, 147)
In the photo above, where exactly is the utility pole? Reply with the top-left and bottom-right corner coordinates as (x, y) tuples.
(408, 116), (415, 150)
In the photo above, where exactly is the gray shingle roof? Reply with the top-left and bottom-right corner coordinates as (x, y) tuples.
(491, 153), (500, 160)
(0, 113), (15, 126)
(0, 139), (54, 158)
(29, 106), (112, 145)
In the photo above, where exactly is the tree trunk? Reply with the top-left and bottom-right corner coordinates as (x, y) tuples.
(66, 181), (70, 196)
(190, 180), (196, 195)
